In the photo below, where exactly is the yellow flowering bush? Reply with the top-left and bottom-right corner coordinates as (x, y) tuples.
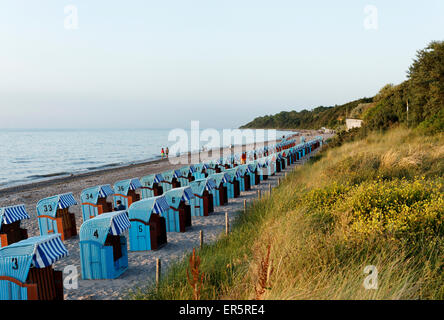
(303, 177), (443, 240)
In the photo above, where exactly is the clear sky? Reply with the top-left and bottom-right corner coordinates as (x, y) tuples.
(0, 0), (443, 129)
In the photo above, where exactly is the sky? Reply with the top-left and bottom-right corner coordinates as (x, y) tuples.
(0, 0), (443, 129)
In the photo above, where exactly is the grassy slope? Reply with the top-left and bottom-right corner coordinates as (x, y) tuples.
(130, 127), (443, 300)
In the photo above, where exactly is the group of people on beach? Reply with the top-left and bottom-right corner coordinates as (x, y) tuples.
(161, 147), (169, 159)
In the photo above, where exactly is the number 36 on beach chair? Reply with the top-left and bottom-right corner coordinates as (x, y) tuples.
(113, 178), (142, 209)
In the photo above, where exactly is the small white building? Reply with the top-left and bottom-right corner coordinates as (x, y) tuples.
(346, 119), (363, 131)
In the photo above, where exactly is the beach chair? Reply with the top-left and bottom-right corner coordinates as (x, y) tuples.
(113, 178), (142, 209)
(208, 172), (230, 206)
(237, 165), (251, 191)
(177, 166), (195, 187)
(247, 162), (260, 186)
(0, 205), (30, 247)
(223, 168), (241, 199)
(0, 234), (67, 300)
(79, 211), (130, 279)
(160, 170), (181, 192)
(163, 187), (195, 232)
(80, 184), (114, 222)
(128, 196), (169, 251)
(140, 174), (164, 199)
(189, 179), (216, 217)
(37, 193), (77, 241)
(192, 163), (208, 180)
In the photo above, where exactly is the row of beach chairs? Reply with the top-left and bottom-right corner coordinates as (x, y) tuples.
(0, 137), (323, 300)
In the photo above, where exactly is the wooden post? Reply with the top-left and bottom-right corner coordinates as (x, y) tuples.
(258, 189), (261, 199)
(243, 199), (247, 214)
(269, 183), (272, 195)
(200, 230), (203, 249)
(225, 212), (229, 236)
(278, 178), (281, 185)
(156, 258), (161, 288)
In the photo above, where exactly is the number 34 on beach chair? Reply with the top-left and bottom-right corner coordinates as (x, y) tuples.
(80, 184), (115, 222)
(37, 193), (78, 241)
(0, 234), (68, 300)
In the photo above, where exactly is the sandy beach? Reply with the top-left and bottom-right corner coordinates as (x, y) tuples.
(0, 130), (333, 300)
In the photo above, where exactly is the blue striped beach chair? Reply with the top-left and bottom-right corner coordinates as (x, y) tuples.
(223, 168), (241, 199)
(177, 166), (195, 186)
(208, 172), (230, 206)
(79, 211), (130, 279)
(113, 178), (142, 209)
(162, 187), (195, 232)
(37, 193), (78, 241)
(80, 185), (114, 222)
(128, 196), (169, 251)
(192, 163), (208, 180)
(160, 170), (181, 192)
(189, 179), (217, 217)
(247, 162), (260, 186)
(0, 204), (30, 247)
(140, 174), (164, 198)
(0, 234), (68, 300)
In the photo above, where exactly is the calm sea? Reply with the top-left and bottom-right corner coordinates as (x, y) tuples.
(0, 129), (293, 189)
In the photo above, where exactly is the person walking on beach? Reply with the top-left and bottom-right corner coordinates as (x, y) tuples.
(165, 147), (169, 158)
(114, 200), (126, 211)
(161, 148), (165, 159)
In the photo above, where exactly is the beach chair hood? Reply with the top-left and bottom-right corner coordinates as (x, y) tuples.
(208, 173), (230, 186)
(36, 193), (77, 218)
(161, 170), (179, 182)
(163, 187), (195, 209)
(178, 166), (195, 177)
(190, 178), (217, 196)
(224, 168), (240, 180)
(80, 185), (114, 205)
(0, 205), (30, 231)
(193, 163), (208, 173)
(128, 196), (170, 223)
(0, 234), (68, 283)
(140, 174), (164, 187)
(114, 179), (142, 196)
(79, 211), (131, 245)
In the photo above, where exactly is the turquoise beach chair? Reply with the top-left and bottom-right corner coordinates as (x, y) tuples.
(79, 211), (130, 279)
(80, 184), (114, 222)
(128, 196), (169, 251)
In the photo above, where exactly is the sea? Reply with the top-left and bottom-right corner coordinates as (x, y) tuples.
(0, 128), (295, 190)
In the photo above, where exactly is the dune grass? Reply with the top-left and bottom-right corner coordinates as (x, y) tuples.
(130, 127), (443, 300)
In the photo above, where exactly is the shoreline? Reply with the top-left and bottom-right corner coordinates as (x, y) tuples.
(0, 135), (302, 196)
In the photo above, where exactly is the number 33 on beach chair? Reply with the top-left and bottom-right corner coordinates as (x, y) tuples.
(0, 204), (30, 247)
(37, 193), (78, 241)
(79, 211), (130, 280)
(0, 234), (68, 300)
